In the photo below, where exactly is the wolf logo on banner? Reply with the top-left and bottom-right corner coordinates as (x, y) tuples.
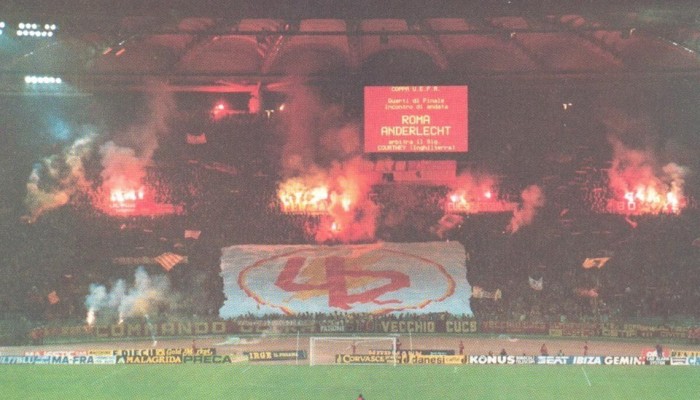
(275, 255), (410, 310)
(220, 242), (472, 316)
(528, 276), (543, 291)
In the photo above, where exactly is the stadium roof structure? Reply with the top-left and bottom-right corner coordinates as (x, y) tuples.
(2, 0), (700, 94)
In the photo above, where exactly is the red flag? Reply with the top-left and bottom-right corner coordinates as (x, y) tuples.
(184, 230), (201, 240)
(186, 133), (207, 145)
(575, 288), (599, 298)
(47, 291), (60, 305)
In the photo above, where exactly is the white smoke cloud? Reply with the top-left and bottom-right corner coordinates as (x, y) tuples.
(24, 82), (176, 220)
(433, 214), (464, 239)
(125, 85), (174, 159)
(319, 122), (362, 160)
(431, 170), (514, 238)
(607, 135), (688, 214)
(506, 185), (545, 234)
(277, 82), (378, 243)
(280, 82), (323, 174)
(314, 157), (379, 243)
(24, 133), (97, 221)
(598, 101), (691, 214)
(85, 267), (174, 325)
(98, 85), (175, 194)
(98, 141), (148, 192)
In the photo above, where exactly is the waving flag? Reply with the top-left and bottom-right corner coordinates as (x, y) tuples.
(184, 230), (202, 240)
(582, 257), (610, 269)
(186, 133), (207, 145)
(47, 291), (60, 305)
(154, 252), (186, 271)
(471, 286), (502, 300)
(575, 288), (599, 298)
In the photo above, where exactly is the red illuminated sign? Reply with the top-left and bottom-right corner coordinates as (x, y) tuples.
(364, 86), (468, 153)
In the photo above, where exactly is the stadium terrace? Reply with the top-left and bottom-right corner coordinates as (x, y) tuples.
(0, 2), (700, 398)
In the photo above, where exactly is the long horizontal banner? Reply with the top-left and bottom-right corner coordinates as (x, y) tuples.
(112, 348), (215, 357)
(464, 355), (700, 366)
(479, 320), (548, 335)
(671, 350), (700, 358)
(0, 355), (116, 365)
(114, 354), (237, 364)
(405, 353), (466, 365)
(369, 349), (456, 356)
(40, 319), (699, 339)
(334, 350), (466, 365)
(3, 353), (696, 366)
(220, 242), (472, 317)
(548, 322), (600, 337)
(244, 350), (307, 362)
(335, 352), (467, 365)
(335, 354), (394, 364)
(45, 318), (476, 338)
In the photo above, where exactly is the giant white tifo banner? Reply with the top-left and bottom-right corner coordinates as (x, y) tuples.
(219, 242), (472, 317)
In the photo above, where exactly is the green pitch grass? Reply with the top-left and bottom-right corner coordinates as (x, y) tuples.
(2, 364), (699, 400)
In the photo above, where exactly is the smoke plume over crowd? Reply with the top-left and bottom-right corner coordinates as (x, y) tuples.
(602, 106), (689, 215)
(23, 84), (175, 220)
(85, 267), (175, 325)
(277, 83), (379, 243)
(506, 185), (545, 234)
(24, 133), (96, 221)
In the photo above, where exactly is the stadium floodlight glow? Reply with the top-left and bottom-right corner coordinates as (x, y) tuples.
(0, 21), (5, 35)
(15, 22), (57, 38)
(24, 75), (63, 85)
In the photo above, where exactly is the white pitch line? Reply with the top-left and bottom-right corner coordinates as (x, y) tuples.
(581, 367), (592, 387)
(241, 366), (251, 374)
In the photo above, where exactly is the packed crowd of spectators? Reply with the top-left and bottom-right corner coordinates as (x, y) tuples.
(1, 112), (699, 338)
(465, 211), (700, 325)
